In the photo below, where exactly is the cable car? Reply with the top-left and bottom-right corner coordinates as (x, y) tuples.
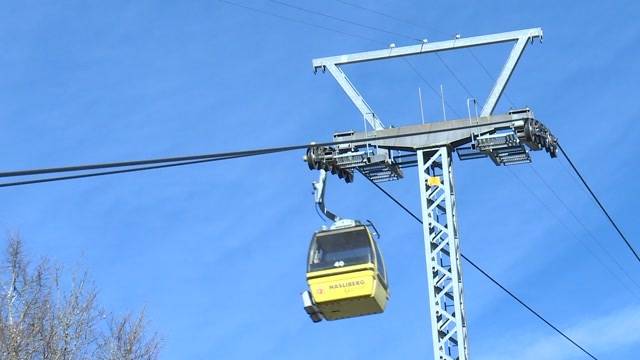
(302, 219), (389, 322)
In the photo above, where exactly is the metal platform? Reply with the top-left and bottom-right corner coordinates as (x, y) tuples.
(305, 145), (403, 183)
(474, 131), (531, 165)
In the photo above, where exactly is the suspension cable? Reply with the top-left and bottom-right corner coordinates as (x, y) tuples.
(0, 152), (279, 188)
(267, 0), (421, 42)
(558, 143), (640, 264)
(361, 175), (599, 360)
(0, 118), (518, 185)
(335, 0), (445, 37)
(510, 167), (640, 300)
(0, 147), (296, 179)
(217, 0), (380, 44)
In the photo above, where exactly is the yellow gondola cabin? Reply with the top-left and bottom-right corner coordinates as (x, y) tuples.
(302, 220), (389, 322)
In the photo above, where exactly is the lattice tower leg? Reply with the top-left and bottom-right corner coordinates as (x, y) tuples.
(417, 147), (469, 360)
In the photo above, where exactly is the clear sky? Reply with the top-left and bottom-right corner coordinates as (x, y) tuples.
(1, 1), (639, 359)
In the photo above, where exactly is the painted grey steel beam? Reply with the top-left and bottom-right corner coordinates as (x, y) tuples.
(336, 112), (532, 151)
(313, 28), (542, 130)
(325, 64), (384, 130)
(312, 28), (542, 68)
(480, 35), (530, 116)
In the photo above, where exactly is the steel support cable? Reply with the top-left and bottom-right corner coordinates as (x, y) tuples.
(466, 49), (516, 107)
(434, 53), (476, 99)
(557, 154), (591, 191)
(266, 0), (475, 117)
(334, 0), (481, 112)
(222, 0), (462, 123)
(267, 0), (422, 42)
(527, 165), (640, 291)
(361, 176), (599, 360)
(511, 167), (640, 300)
(216, 0), (380, 44)
(255, 0), (517, 124)
(0, 152), (286, 188)
(558, 144), (640, 264)
(0, 147), (300, 179)
(0, 118), (519, 185)
(402, 59), (462, 119)
(334, 0), (446, 38)
(460, 255), (598, 360)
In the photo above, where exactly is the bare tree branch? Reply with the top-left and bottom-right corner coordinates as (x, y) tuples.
(0, 236), (161, 360)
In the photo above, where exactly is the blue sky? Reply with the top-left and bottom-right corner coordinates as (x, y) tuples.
(1, 1), (639, 359)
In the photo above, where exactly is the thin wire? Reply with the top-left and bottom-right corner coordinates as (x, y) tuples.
(511, 166), (640, 300)
(333, 0), (518, 109)
(403, 59), (462, 119)
(332, 0), (480, 100)
(216, 0), (380, 44)
(361, 175), (599, 360)
(435, 53), (475, 99)
(267, 0), (421, 42)
(334, 0), (445, 37)
(268, 0), (480, 115)
(527, 164), (640, 289)
(558, 143), (640, 264)
(0, 118), (519, 183)
(253, 0), (460, 125)
(460, 255), (598, 360)
(227, 0), (479, 121)
(467, 49), (516, 107)
(356, 169), (420, 222)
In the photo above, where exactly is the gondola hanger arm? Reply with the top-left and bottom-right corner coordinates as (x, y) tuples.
(313, 169), (340, 222)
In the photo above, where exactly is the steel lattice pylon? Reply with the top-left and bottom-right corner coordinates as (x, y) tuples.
(417, 147), (468, 360)
(305, 28), (558, 359)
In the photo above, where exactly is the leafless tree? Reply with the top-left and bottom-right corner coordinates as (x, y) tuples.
(0, 234), (160, 360)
